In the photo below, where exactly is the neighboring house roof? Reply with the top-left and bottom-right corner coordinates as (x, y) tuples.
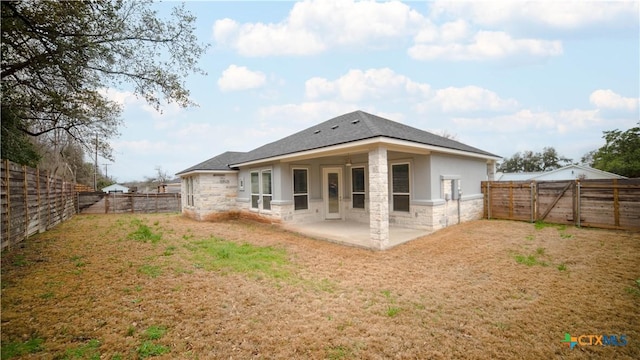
(102, 184), (129, 192)
(496, 164), (626, 181)
(177, 110), (499, 175)
(163, 178), (182, 185)
(495, 172), (544, 181)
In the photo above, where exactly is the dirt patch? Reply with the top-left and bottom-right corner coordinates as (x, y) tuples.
(2, 214), (639, 359)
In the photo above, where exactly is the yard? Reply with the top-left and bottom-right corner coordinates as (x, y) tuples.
(1, 214), (639, 359)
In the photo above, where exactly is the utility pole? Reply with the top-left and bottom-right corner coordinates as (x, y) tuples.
(94, 134), (98, 191)
(103, 163), (110, 179)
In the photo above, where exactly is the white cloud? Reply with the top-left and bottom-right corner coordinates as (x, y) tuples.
(422, 86), (518, 113)
(99, 87), (182, 127)
(305, 68), (431, 102)
(409, 30), (562, 61)
(217, 65), (267, 92)
(589, 89), (639, 111)
(213, 18), (239, 45)
(428, 1), (638, 30)
(259, 101), (359, 125)
(451, 108), (602, 134)
(212, 0), (425, 56)
(98, 88), (140, 107)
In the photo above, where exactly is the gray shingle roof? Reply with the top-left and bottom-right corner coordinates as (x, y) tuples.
(236, 110), (498, 164)
(177, 110), (499, 174)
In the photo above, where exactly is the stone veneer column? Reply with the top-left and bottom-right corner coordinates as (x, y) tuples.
(368, 146), (389, 249)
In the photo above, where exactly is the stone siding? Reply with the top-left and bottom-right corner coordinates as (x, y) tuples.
(182, 173), (238, 221)
(368, 147), (389, 249)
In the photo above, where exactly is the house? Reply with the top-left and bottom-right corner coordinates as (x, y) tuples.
(101, 184), (129, 193)
(158, 178), (181, 193)
(496, 164), (626, 181)
(176, 110), (500, 250)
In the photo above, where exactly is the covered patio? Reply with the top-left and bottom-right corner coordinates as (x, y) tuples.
(282, 220), (432, 249)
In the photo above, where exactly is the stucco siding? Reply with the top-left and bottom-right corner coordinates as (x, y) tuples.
(429, 153), (488, 198)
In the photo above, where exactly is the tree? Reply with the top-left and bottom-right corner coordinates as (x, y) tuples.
(590, 126), (640, 178)
(143, 166), (169, 191)
(498, 147), (572, 173)
(1, 0), (207, 164)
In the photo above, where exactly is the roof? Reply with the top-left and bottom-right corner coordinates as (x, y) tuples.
(177, 110), (499, 175)
(102, 184), (129, 191)
(495, 172), (544, 181)
(236, 110), (498, 165)
(175, 151), (246, 175)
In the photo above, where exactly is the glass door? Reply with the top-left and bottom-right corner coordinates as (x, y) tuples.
(323, 168), (342, 219)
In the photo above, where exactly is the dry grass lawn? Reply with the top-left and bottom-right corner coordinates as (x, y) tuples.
(1, 213), (639, 359)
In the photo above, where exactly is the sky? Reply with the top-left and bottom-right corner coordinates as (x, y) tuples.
(101, 0), (640, 182)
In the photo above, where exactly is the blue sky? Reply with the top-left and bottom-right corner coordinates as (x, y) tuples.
(102, 0), (639, 182)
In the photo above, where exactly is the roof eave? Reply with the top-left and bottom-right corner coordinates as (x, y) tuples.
(176, 169), (239, 177)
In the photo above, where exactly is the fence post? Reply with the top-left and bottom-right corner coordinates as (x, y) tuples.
(530, 182), (535, 223)
(487, 182), (491, 219)
(36, 167), (41, 232)
(508, 182), (513, 219)
(4, 159), (10, 249)
(46, 170), (50, 229)
(613, 178), (619, 227)
(23, 165), (28, 239)
(576, 181), (581, 228)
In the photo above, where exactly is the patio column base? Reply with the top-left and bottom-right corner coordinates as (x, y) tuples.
(368, 146), (389, 249)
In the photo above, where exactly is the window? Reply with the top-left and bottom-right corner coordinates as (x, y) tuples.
(392, 163), (410, 212)
(293, 169), (308, 210)
(251, 171), (259, 209)
(251, 170), (272, 211)
(262, 170), (272, 210)
(186, 177), (194, 206)
(351, 167), (365, 209)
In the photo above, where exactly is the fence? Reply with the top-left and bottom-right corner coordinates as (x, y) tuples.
(481, 179), (640, 231)
(1, 159), (76, 250)
(79, 192), (181, 214)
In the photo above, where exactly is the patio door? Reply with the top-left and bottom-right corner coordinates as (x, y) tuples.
(323, 167), (342, 219)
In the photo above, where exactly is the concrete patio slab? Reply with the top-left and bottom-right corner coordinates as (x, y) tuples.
(281, 220), (432, 249)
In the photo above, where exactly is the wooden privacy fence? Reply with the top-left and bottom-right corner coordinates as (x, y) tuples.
(482, 179), (640, 231)
(1, 159), (76, 250)
(80, 192), (181, 214)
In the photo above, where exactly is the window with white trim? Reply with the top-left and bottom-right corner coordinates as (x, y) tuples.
(251, 171), (260, 209)
(262, 170), (272, 210)
(391, 163), (410, 212)
(251, 170), (272, 211)
(186, 176), (194, 206)
(293, 168), (308, 210)
(351, 167), (365, 209)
